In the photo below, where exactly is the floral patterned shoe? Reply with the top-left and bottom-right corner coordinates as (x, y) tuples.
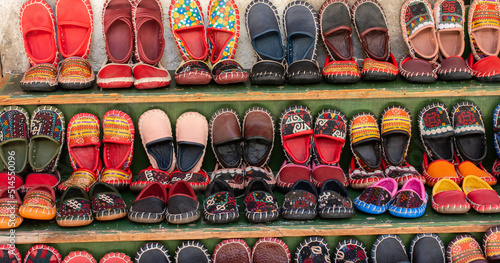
(244, 178), (279, 223)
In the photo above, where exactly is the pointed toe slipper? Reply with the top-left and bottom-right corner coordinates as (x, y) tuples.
(452, 102), (487, 163)
(280, 105), (313, 165)
(350, 112), (382, 171)
(313, 109), (346, 165)
(418, 103), (454, 162)
(176, 112), (208, 173)
(381, 106), (411, 167)
(128, 182), (167, 223)
(354, 178), (398, 214)
(209, 108), (242, 168)
(90, 182), (127, 221)
(243, 107), (274, 167)
(432, 178), (470, 214)
(57, 186), (93, 227)
(388, 178), (428, 218)
(0, 106), (30, 175)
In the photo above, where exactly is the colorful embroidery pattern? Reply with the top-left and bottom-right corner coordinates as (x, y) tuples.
(469, 0), (500, 59)
(295, 237), (331, 263)
(281, 108), (312, 137)
(59, 169), (98, 191)
(391, 190), (424, 208)
(318, 191), (353, 210)
(204, 192), (237, 214)
(452, 102), (485, 135)
(0, 107), (29, 142)
(135, 168), (171, 184)
(58, 198), (92, 218)
(244, 191), (278, 213)
(419, 103), (453, 137)
(23, 191), (55, 210)
(350, 113), (379, 145)
(361, 59), (398, 75)
(404, 1), (434, 37)
(484, 227), (500, 259)
(59, 57), (94, 83)
(283, 191), (317, 210)
(447, 235), (486, 263)
(21, 64), (58, 86)
(103, 110), (134, 170)
(324, 60), (361, 76)
(358, 187), (391, 206)
(92, 193), (127, 214)
(436, 0), (463, 30)
(382, 107), (411, 136)
(335, 240), (368, 263)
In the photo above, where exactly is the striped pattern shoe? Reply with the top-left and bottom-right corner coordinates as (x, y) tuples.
(19, 185), (56, 220)
(484, 226), (500, 262)
(447, 234), (487, 263)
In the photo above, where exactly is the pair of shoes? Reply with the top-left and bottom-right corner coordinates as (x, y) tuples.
(128, 181), (200, 224)
(97, 0), (170, 89)
(131, 110), (209, 192)
(320, 0), (398, 84)
(447, 227), (500, 263)
(282, 179), (354, 220)
(209, 107), (274, 193)
(136, 241), (211, 263)
(355, 177), (427, 218)
(169, 0), (248, 85)
(372, 234), (445, 263)
(19, 0), (94, 91)
(213, 238), (290, 263)
(65, 252), (132, 263)
(419, 102), (495, 186)
(0, 106), (64, 193)
(60, 110), (135, 192)
(245, 0), (321, 85)
(277, 105), (348, 191)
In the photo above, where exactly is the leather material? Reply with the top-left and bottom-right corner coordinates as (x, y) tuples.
(243, 108), (274, 167)
(210, 109), (242, 168)
(211, 59), (250, 85)
(320, 0), (353, 60)
(468, 189), (500, 205)
(400, 58), (437, 83)
(410, 235), (445, 263)
(214, 240), (251, 263)
(437, 56), (472, 81)
(56, 0), (93, 59)
(250, 60), (285, 85)
(252, 240), (289, 263)
(97, 63), (134, 89)
(103, 0), (134, 64)
(372, 235), (409, 263)
(353, 0), (389, 61)
(433, 191), (468, 207)
(468, 55), (500, 82)
(174, 60), (212, 85)
(134, 0), (165, 65)
(287, 60), (321, 84)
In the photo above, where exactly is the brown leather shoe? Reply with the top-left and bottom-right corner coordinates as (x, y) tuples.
(400, 57), (437, 83)
(242, 107), (274, 167)
(209, 109), (242, 168)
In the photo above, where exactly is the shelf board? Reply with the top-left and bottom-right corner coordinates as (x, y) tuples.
(1, 74), (500, 105)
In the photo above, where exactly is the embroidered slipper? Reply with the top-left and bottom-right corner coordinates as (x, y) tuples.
(322, 58), (361, 84)
(101, 110), (134, 190)
(130, 166), (171, 191)
(335, 239), (368, 263)
(63, 251), (97, 263)
(19, 185), (56, 220)
(483, 226), (500, 262)
(463, 175), (500, 213)
(354, 177), (398, 214)
(280, 105), (313, 165)
(422, 153), (460, 186)
(381, 106), (411, 166)
(57, 186), (93, 227)
(170, 169), (209, 191)
(252, 238), (290, 263)
(175, 241), (211, 263)
(246, 0), (286, 85)
(383, 162), (425, 186)
(282, 179), (318, 220)
(350, 112), (382, 171)
(136, 243), (171, 263)
(169, 0), (211, 85)
(244, 165), (276, 190)
(313, 109), (346, 165)
(388, 178), (428, 218)
(399, 57), (437, 83)
(418, 103), (454, 162)
(494, 103), (500, 158)
(100, 252), (132, 263)
(213, 239), (250, 263)
(276, 161), (311, 192)
(401, 0), (439, 61)
(67, 113), (101, 171)
(0, 188), (22, 229)
(0, 106), (29, 175)
(24, 244), (61, 263)
(97, 0), (135, 89)
(457, 161), (496, 185)
(493, 158), (500, 179)
(409, 233), (445, 263)
(139, 109), (176, 173)
(295, 237), (330, 263)
(467, 54), (500, 82)
(29, 106), (65, 173)
(90, 182), (127, 221)
(447, 235), (487, 263)
(348, 157), (384, 189)
(58, 168), (99, 193)
(210, 164), (245, 194)
(176, 112), (208, 173)
(318, 179), (354, 219)
(19, 0), (59, 91)
(452, 102), (487, 163)
(128, 182), (167, 223)
(207, 0), (249, 84)
(209, 108), (242, 168)
(0, 244), (21, 263)
(371, 234), (409, 263)
(432, 178), (470, 214)
(23, 171), (61, 194)
(360, 54), (399, 81)
(203, 179), (239, 224)
(284, 1), (321, 84)
(468, 0), (500, 61)
(242, 107), (274, 167)
(166, 180), (200, 224)
(311, 161), (348, 188)
(57, 58), (95, 90)
(244, 178), (279, 223)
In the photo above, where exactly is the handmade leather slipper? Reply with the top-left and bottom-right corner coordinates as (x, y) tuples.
(19, 0), (59, 91)
(276, 161), (311, 192)
(467, 54), (500, 82)
(350, 112), (382, 171)
(0, 106), (29, 174)
(213, 239), (251, 263)
(401, 0), (439, 62)
(295, 237), (330, 263)
(29, 106), (65, 173)
(422, 153), (460, 186)
(318, 179), (354, 219)
(457, 161), (496, 185)
(381, 105), (411, 166)
(63, 251), (97, 263)
(67, 113), (101, 172)
(452, 102), (487, 163)
(284, 1), (321, 84)
(57, 186), (94, 227)
(468, 0), (500, 61)
(483, 226), (500, 262)
(0, 172), (23, 192)
(207, 0), (249, 84)
(244, 166), (276, 189)
(24, 244), (61, 263)
(58, 57), (96, 90)
(166, 180), (200, 224)
(0, 244), (21, 262)
(388, 178), (428, 218)
(100, 252), (133, 263)
(463, 175), (500, 213)
(128, 182), (167, 223)
(101, 110), (134, 189)
(383, 161), (425, 186)
(130, 166), (171, 191)
(209, 108), (242, 168)
(58, 168), (99, 193)
(399, 57), (437, 83)
(243, 107), (274, 167)
(282, 179), (318, 220)
(447, 235), (487, 263)
(211, 164), (245, 194)
(246, 0), (286, 85)
(176, 112), (208, 173)
(360, 54), (399, 81)
(311, 161), (348, 188)
(90, 182), (127, 221)
(139, 109), (176, 173)
(174, 61), (212, 85)
(348, 157), (384, 189)
(313, 109), (346, 165)
(135, 242), (171, 263)
(19, 185), (56, 220)
(97, 0), (135, 89)
(23, 171), (61, 193)
(0, 188), (22, 229)
(372, 234), (409, 263)
(252, 237), (290, 263)
(244, 178), (279, 223)
(335, 239), (367, 263)
(354, 178), (398, 214)
(175, 241), (211, 263)
(410, 234), (445, 263)
(418, 103), (454, 162)
(322, 58), (361, 84)
(170, 168), (210, 191)
(280, 105), (313, 165)
(432, 178), (470, 214)
(203, 179), (239, 224)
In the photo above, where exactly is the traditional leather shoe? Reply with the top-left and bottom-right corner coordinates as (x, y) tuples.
(313, 109), (346, 165)
(381, 105), (411, 167)
(468, 54), (500, 82)
(483, 226), (500, 263)
(410, 234), (445, 263)
(175, 241), (211, 263)
(176, 112), (208, 173)
(452, 102), (487, 163)
(100, 252), (133, 263)
(90, 182), (127, 221)
(135, 242), (171, 263)
(0, 189), (22, 229)
(244, 178), (279, 223)
(447, 235), (487, 263)
(335, 239), (368, 263)
(279, 105), (313, 165)
(418, 103), (454, 162)
(128, 182), (167, 223)
(432, 178), (470, 214)
(57, 186), (93, 227)
(0, 106), (30, 175)
(251, 237), (290, 263)
(282, 179), (318, 220)
(389, 178), (428, 218)
(166, 180), (200, 224)
(457, 161), (496, 186)
(213, 239), (251, 263)
(24, 245), (61, 263)
(242, 107), (274, 167)
(318, 179), (354, 219)
(276, 161), (312, 192)
(209, 108), (242, 168)
(463, 175), (500, 213)
(295, 237), (330, 263)
(348, 157), (384, 189)
(203, 179), (239, 224)
(371, 234), (409, 263)
(350, 112), (382, 171)
(354, 178), (398, 215)
(63, 251), (97, 263)
(422, 153), (460, 187)
(468, 0), (500, 61)
(399, 57), (437, 83)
